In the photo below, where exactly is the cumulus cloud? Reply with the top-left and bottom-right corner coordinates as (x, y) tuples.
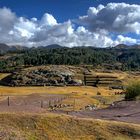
(78, 3), (140, 34)
(0, 7), (16, 32)
(0, 3), (140, 47)
(115, 35), (138, 44)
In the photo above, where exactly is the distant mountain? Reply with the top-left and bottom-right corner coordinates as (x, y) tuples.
(114, 44), (129, 49)
(44, 44), (140, 49)
(131, 45), (140, 49)
(39, 44), (64, 49)
(0, 43), (27, 54)
(47, 44), (64, 49)
(0, 43), (11, 53)
(10, 45), (28, 50)
(0, 43), (140, 54)
(114, 44), (140, 49)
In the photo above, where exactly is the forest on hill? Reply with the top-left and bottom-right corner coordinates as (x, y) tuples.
(0, 45), (140, 72)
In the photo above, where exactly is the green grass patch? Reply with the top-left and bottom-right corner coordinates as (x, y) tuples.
(125, 81), (140, 100)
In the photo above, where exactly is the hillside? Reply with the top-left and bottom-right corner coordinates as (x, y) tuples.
(0, 43), (26, 54)
(39, 44), (64, 49)
(0, 44), (140, 73)
(0, 65), (84, 86)
(0, 43), (63, 54)
(0, 43), (10, 54)
(0, 113), (140, 140)
(114, 44), (140, 49)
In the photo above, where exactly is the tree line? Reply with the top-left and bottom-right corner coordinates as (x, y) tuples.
(0, 47), (140, 72)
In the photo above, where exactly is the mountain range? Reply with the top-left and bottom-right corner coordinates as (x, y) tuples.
(0, 43), (140, 54)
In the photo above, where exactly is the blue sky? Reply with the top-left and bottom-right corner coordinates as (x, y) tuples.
(0, 0), (140, 22)
(0, 0), (140, 47)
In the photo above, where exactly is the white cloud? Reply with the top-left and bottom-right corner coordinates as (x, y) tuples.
(78, 3), (140, 34)
(0, 3), (140, 47)
(40, 13), (57, 26)
(114, 35), (138, 45)
(0, 7), (16, 31)
(13, 17), (37, 38)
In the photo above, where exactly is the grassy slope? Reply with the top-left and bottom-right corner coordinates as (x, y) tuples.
(0, 113), (140, 140)
(0, 71), (140, 140)
(0, 86), (122, 110)
(0, 73), (10, 80)
(0, 86), (98, 95)
(0, 85), (120, 96)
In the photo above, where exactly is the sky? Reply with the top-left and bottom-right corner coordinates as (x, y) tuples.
(0, 0), (140, 47)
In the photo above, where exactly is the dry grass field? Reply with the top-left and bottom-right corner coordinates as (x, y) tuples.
(93, 70), (140, 85)
(1, 68), (139, 95)
(0, 85), (115, 95)
(0, 70), (140, 140)
(0, 70), (138, 111)
(0, 73), (10, 80)
(0, 113), (140, 140)
(0, 86), (122, 111)
(0, 70), (139, 111)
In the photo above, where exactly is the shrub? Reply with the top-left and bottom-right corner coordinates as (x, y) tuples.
(125, 82), (140, 100)
(97, 92), (101, 95)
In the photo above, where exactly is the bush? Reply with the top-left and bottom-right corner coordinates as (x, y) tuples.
(125, 82), (140, 100)
(97, 92), (101, 95)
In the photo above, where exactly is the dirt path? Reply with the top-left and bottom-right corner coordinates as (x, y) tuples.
(0, 94), (139, 124)
(0, 93), (69, 113)
(63, 100), (140, 124)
